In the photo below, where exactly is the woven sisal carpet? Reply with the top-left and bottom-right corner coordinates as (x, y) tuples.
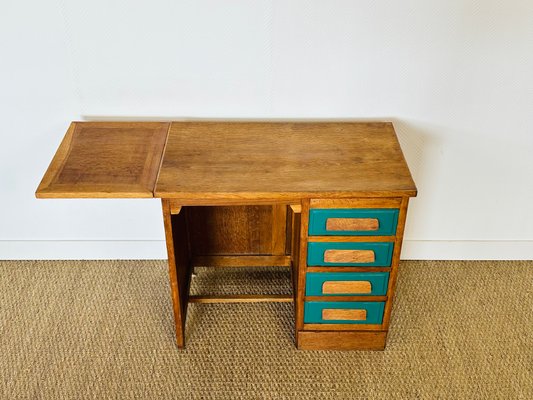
(1, 260), (532, 399)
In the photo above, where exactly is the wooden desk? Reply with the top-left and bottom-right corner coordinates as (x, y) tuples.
(36, 121), (416, 350)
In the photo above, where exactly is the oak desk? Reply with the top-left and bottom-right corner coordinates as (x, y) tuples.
(36, 121), (417, 350)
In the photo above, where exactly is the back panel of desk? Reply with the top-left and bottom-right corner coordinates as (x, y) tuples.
(186, 205), (288, 257)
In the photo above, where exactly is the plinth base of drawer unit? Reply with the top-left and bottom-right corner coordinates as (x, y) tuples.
(297, 330), (387, 350)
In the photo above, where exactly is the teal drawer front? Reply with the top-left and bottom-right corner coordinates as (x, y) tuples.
(308, 208), (399, 236)
(305, 272), (389, 296)
(304, 301), (385, 324)
(307, 242), (394, 267)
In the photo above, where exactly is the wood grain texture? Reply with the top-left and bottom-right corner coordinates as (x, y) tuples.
(167, 198), (302, 206)
(297, 331), (387, 350)
(188, 294), (293, 304)
(323, 249), (376, 263)
(271, 205), (288, 255)
(289, 206), (301, 309)
(295, 199), (310, 339)
(326, 218), (379, 231)
(322, 309), (367, 321)
(322, 281), (372, 294)
(162, 199), (192, 348)
(187, 206), (273, 255)
(36, 122), (169, 198)
(310, 198), (402, 208)
(381, 197), (410, 331)
(155, 122), (417, 199)
(191, 255), (290, 267)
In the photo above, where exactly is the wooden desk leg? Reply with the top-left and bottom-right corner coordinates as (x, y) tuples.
(162, 199), (192, 348)
(289, 204), (302, 347)
(294, 200), (309, 348)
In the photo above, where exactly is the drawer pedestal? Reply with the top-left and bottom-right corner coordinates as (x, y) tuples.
(295, 197), (410, 350)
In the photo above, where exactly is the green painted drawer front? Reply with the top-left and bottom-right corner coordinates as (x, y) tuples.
(305, 272), (389, 296)
(304, 301), (385, 324)
(308, 208), (399, 236)
(307, 242), (394, 267)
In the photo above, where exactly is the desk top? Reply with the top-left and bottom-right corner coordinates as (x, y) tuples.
(36, 121), (417, 200)
(36, 122), (169, 198)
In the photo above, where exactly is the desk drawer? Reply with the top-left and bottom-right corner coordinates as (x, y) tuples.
(309, 208), (399, 236)
(307, 242), (394, 267)
(305, 272), (389, 296)
(304, 301), (385, 324)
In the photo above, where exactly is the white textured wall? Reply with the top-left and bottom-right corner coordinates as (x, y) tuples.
(1, 1), (532, 259)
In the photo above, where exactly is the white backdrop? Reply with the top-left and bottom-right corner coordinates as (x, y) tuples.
(1, 1), (532, 259)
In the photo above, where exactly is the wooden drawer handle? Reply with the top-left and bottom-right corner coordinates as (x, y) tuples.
(322, 280), (372, 294)
(322, 309), (367, 321)
(326, 218), (379, 231)
(323, 249), (375, 263)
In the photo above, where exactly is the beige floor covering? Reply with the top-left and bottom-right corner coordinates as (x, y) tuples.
(0, 260), (532, 399)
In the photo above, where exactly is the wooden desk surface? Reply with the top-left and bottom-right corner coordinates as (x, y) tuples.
(36, 122), (169, 198)
(36, 121), (416, 199)
(156, 122), (416, 200)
